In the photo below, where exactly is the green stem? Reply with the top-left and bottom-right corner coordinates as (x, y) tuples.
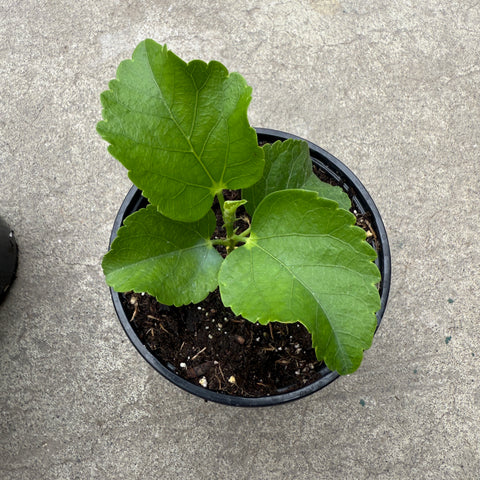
(231, 234), (248, 244)
(236, 226), (251, 238)
(216, 191), (225, 215)
(214, 192), (249, 253)
(211, 235), (247, 247)
(221, 198), (235, 240)
(211, 238), (229, 246)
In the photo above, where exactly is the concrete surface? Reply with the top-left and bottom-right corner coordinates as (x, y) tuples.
(1, 0), (479, 478)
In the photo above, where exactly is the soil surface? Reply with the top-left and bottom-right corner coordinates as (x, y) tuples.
(120, 164), (378, 398)
(123, 289), (322, 397)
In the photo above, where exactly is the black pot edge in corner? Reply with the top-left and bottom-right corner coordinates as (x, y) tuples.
(0, 217), (18, 304)
(108, 128), (392, 407)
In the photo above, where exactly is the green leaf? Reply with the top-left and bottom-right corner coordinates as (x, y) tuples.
(223, 199), (247, 214)
(102, 205), (223, 306)
(302, 174), (351, 211)
(218, 189), (381, 375)
(243, 139), (351, 214)
(97, 39), (264, 222)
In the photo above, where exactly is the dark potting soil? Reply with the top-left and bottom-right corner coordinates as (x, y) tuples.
(123, 289), (322, 397)
(121, 165), (379, 398)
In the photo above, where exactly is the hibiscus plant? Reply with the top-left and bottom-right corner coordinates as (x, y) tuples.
(98, 39), (381, 375)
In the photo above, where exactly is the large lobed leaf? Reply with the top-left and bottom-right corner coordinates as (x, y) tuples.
(97, 39), (264, 222)
(243, 139), (351, 215)
(102, 205), (223, 306)
(218, 189), (381, 375)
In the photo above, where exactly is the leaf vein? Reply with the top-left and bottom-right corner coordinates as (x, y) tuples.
(145, 51), (216, 185)
(110, 243), (208, 272)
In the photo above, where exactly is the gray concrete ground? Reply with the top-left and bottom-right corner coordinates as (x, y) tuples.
(1, 0), (479, 478)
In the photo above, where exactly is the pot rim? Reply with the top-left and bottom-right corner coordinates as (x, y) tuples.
(0, 217), (18, 304)
(108, 128), (391, 407)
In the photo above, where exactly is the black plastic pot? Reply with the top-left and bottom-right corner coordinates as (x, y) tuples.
(0, 217), (18, 304)
(108, 128), (391, 407)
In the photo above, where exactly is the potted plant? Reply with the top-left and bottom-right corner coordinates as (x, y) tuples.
(0, 216), (18, 304)
(98, 39), (391, 406)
